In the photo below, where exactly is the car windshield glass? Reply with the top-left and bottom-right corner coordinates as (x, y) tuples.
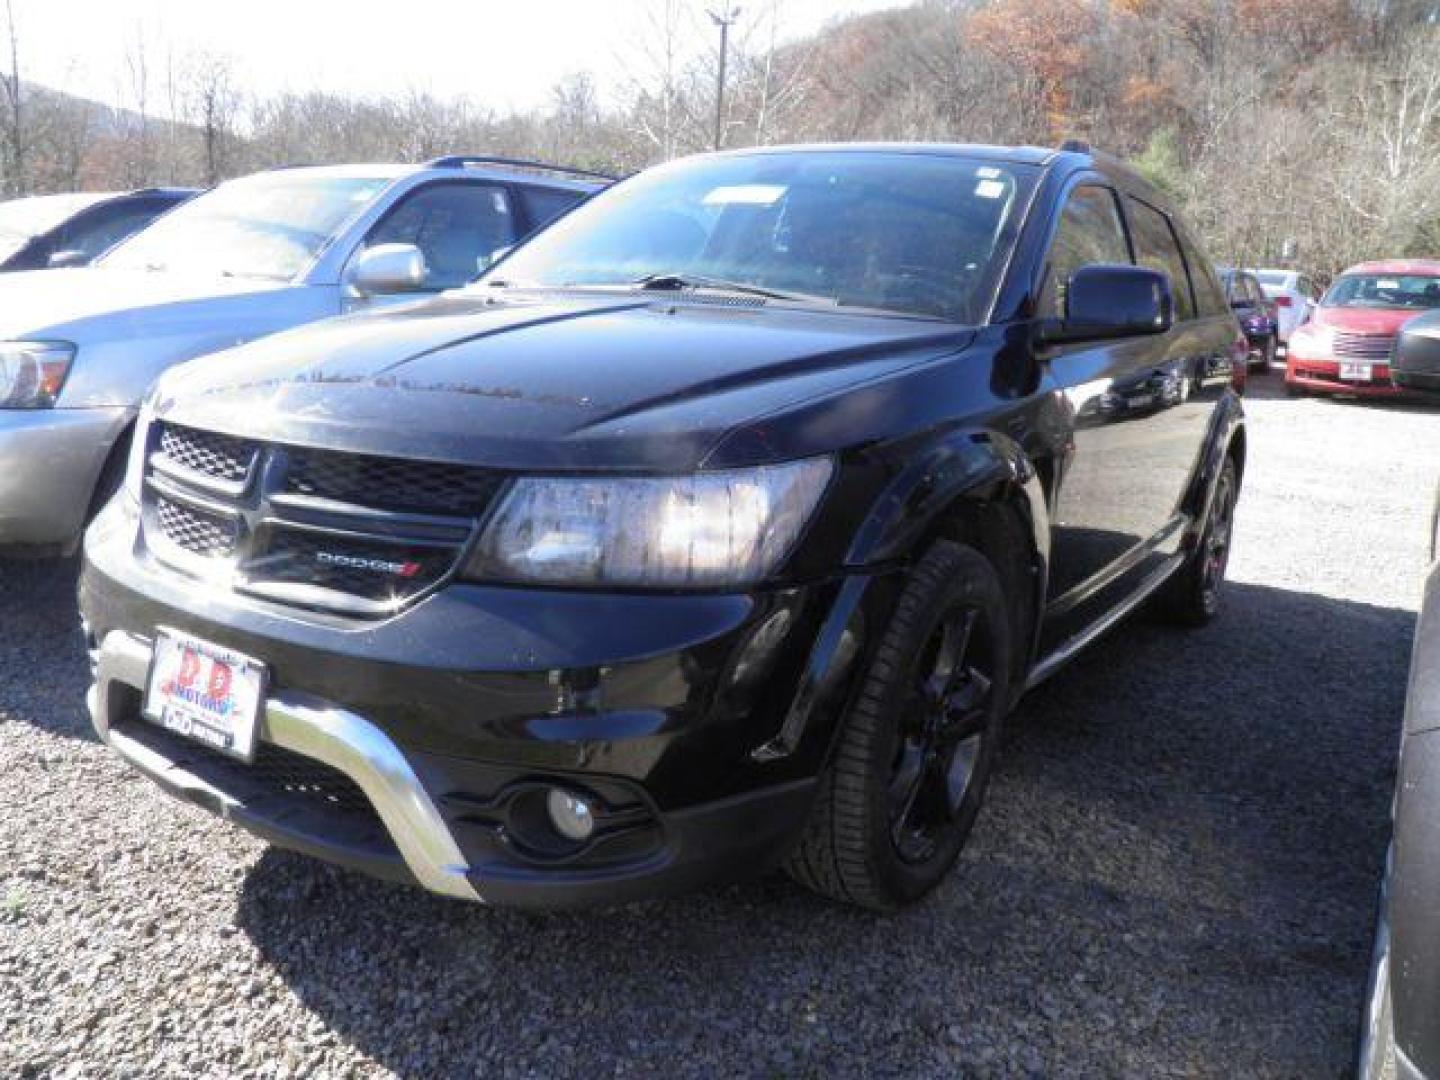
(0, 193), (108, 243)
(101, 172), (391, 279)
(1323, 273), (1440, 310)
(1256, 271), (1288, 286)
(480, 152), (1036, 323)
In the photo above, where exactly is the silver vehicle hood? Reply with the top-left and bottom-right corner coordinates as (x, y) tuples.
(0, 266), (290, 339)
(0, 266), (340, 409)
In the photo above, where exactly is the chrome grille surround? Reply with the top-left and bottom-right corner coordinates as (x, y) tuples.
(141, 422), (499, 617)
(1332, 331), (1396, 362)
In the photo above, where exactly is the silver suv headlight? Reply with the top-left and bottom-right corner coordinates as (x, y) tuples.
(0, 341), (76, 408)
(466, 457), (834, 588)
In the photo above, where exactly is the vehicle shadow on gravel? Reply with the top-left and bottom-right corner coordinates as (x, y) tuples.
(235, 580), (1411, 1078)
(0, 557), (93, 741)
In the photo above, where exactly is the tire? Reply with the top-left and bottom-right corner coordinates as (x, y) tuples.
(1153, 456), (1238, 626)
(786, 540), (1012, 910)
(1258, 335), (1277, 373)
(1285, 381), (1305, 398)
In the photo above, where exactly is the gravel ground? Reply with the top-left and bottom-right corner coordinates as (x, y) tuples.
(2, 374), (1437, 1078)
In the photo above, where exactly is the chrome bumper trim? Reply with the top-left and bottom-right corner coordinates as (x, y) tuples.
(87, 630), (479, 901)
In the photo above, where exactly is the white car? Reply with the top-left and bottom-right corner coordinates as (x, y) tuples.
(1255, 268), (1320, 347)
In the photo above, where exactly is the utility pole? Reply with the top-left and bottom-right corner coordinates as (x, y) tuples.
(709, 6), (740, 150)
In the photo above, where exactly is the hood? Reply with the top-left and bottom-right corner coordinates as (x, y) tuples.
(158, 292), (973, 471)
(0, 265), (289, 339)
(1311, 304), (1428, 336)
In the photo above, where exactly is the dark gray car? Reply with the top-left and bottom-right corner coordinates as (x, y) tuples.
(1360, 312), (1440, 1079)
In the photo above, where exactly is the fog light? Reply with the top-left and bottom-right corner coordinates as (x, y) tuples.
(546, 788), (595, 841)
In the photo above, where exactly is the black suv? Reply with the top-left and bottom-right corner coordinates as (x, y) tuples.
(80, 143), (1247, 911)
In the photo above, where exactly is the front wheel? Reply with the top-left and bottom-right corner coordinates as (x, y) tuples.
(786, 540), (1012, 910)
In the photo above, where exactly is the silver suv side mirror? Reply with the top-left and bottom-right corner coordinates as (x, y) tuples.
(349, 243), (428, 296)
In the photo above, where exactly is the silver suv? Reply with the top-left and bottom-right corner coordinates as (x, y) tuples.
(0, 156), (607, 552)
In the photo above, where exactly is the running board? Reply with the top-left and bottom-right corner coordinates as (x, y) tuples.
(1025, 555), (1183, 691)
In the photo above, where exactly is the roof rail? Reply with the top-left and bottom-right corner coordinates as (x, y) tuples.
(422, 155), (616, 183)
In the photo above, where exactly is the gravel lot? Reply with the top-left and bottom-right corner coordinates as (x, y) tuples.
(2, 375), (1437, 1078)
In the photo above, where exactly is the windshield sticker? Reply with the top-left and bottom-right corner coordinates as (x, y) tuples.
(976, 166), (1001, 179)
(703, 184), (787, 207)
(1378, 280), (1399, 289)
(975, 179), (1006, 199)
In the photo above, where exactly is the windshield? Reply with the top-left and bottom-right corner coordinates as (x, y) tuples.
(101, 172), (392, 279)
(0, 193), (109, 243)
(1256, 271), (1288, 286)
(482, 152), (1035, 323)
(1323, 273), (1440, 310)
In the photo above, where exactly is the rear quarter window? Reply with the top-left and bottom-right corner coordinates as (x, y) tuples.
(519, 188), (585, 230)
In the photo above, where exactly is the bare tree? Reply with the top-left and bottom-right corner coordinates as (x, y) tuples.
(183, 51), (241, 185)
(0, 0), (24, 195)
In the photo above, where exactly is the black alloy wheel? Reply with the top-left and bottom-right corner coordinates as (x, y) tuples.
(888, 608), (994, 865)
(787, 540), (1012, 910)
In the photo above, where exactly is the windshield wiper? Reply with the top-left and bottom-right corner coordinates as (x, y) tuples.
(632, 272), (836, 306)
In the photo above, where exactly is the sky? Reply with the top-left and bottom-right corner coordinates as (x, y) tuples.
(10, 0), (904, 113)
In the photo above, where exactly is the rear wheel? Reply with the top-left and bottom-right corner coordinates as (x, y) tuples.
(786, 540), (1012, 910)
(1251, 335), (1277, 373)
(1153, 456), (1238, 626)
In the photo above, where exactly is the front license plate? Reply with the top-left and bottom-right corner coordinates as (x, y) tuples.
(143, 629), (267, 761)
(1128, 393), (1154, 408)
(1339, 362), (1373, 381)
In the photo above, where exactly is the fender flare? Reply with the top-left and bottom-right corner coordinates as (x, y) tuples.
(755, 428), (1051, 765)
(1181, 390), (1246, 551)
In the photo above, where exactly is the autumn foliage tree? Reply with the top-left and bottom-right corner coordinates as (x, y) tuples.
(964, 0), (1099, 141)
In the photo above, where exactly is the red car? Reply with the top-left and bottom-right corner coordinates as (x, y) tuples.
(1286, 258), (1440, 398)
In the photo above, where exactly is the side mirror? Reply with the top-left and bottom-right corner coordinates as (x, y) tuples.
(1393, 311), (1440, 394)
(1039, 264), (1174, 345)
(349, 243), (428, 296)
(47, 249), (89, 269)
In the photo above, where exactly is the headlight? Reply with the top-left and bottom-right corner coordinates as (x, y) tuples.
(466, 457), (834, 588)
(1287, 325), (1333, 360)
(0, 341), (75, 408)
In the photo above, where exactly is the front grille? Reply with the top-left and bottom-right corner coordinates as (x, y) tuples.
(159, 424), (257, 483)
(249, 741), (378, 817)
(119, 715), (384, 827)
(154, 496), (238, 557)
(144, 422), (497, 616)
(285, 448), (500, 515)
(1332, 331), (1395, 361)
(254, 529), (457, 602)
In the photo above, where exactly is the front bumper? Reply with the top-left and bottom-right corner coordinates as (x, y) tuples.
(80, 497), (867, 909)
(1285, 358), (1415, 399)
(0, 405), (130, 548)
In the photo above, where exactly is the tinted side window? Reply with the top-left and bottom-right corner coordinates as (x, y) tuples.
(366, 182), (517, 289)
(1126, 198), (1195, 321)
(1041, 185), (1131, 317)
(59, 201), (170, 260)
(519, 187), (585, 231)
